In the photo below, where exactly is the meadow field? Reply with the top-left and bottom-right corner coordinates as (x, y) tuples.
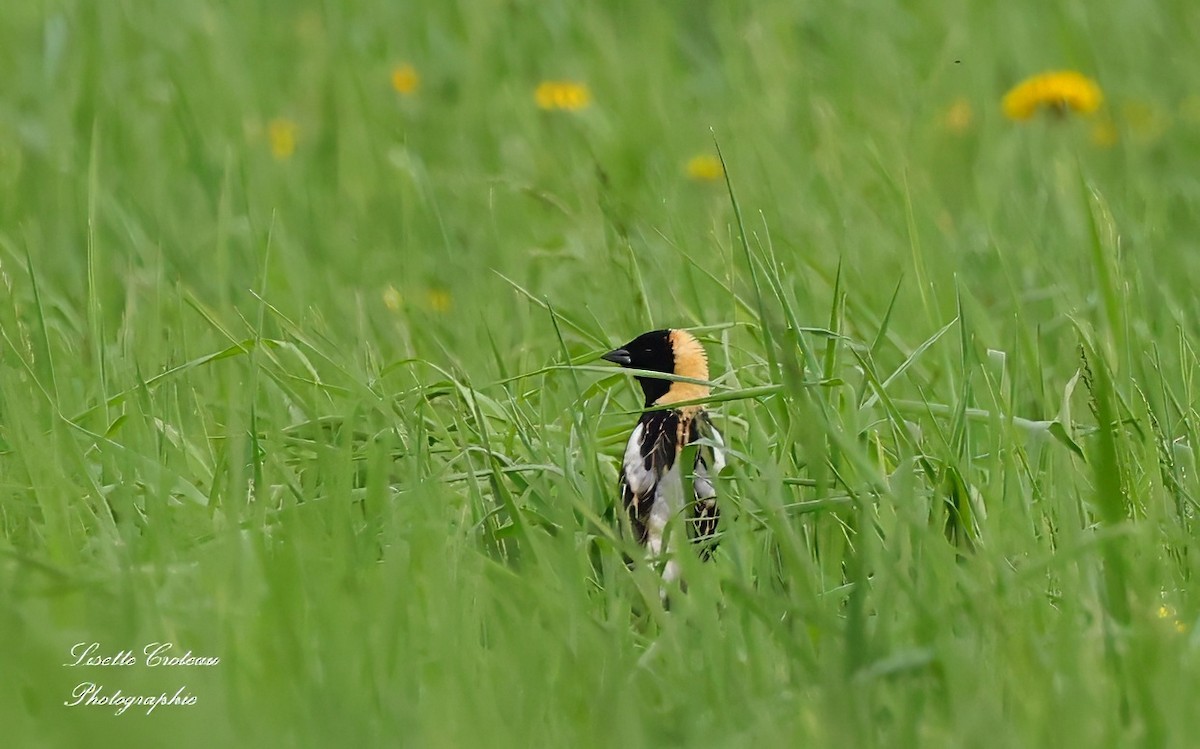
(2, 1), (1199, 746)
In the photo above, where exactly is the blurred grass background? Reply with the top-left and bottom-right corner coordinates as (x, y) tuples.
(2, 0), (1199, 746)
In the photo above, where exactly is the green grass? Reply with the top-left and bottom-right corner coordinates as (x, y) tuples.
(2, 0), (1200, 746)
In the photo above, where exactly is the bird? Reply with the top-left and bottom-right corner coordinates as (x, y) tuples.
(602, 329), (726, 587)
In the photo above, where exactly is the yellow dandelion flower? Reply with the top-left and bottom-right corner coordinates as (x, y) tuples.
(383, 285), (403, 311)
(685, 154), (723, 182)
(267, 118), (297, 160)
(941, 97), (974, 134)
(426, 288), (452, 313)
(391, 64), (420, 95)
(1002, 70), (1103, 121)
(534, 85), (555, 110)
(535, 81), (592, 112)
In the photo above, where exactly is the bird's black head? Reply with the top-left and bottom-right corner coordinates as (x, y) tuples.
(601, 329), (676, 406)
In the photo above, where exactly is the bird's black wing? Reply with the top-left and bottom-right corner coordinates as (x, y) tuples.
(618, 409), (682, 545)
(688, 410), (725, 557)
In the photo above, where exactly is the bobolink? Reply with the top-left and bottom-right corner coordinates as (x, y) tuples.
(602, 329), (726, 586)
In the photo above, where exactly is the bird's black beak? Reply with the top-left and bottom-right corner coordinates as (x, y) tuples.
(601, 348), (632, 366)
